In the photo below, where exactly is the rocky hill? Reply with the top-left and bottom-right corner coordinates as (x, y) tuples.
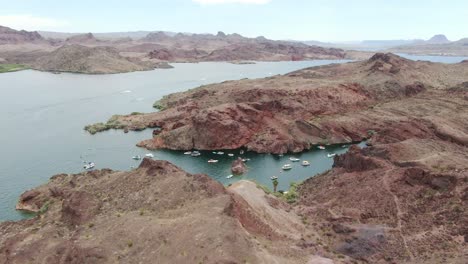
(0, 25), (45, 45)
(65, 33), (101, 44)
(86, 53), (468, 153)
(426, 34), (450, 44)
(0, 159), (322, 263)
(33, 44), (157, 74)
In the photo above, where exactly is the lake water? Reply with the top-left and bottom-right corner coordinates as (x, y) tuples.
(0, 55), (466, 221)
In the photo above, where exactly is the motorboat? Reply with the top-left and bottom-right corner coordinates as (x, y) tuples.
(302, 160), (310, 166)
(84, 162), (95, 170)
(327, 153), (336, 158)
(318, 145), (326, 150)
(191, 151), (201, 157)
(208, 159), (218, 163)
(289, 157), (300, 162)
(184, 151), (192, 155)
(217, 151), (224, 155)
(132, 155), (141, 160)
(228, 153), (234, 157)
(226, 174), (233, 179)
(270, 175), (278, 180)
(282, 164), (292, 170)
(240, 150), (244, 155)
(145, 153), (154, 158)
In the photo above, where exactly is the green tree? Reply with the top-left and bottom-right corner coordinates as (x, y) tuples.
(272, 178), (278, 193)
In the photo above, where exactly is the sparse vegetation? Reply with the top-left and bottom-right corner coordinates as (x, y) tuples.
(84, 115), (126, 134)
(255, 182), (272, 194)
(153, 102), (166, 110)
(284, 182), (299, 204)
(0, 64), (27, 73)
(37, 201), (50, 215)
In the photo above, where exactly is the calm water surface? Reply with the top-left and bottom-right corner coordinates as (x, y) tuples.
(0, 55), (466, 221)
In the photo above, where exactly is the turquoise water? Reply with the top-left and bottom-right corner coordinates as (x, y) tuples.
(0, 55), (466, 222)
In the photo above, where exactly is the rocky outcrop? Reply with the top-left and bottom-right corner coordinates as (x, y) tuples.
(333, 145), (381, 172)
(65, 33), (100, 44)
(15, 190), (43, 212)
(231, 157), (247, 174)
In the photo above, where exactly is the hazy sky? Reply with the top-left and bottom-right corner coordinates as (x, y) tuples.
(0, 0), (466, 41)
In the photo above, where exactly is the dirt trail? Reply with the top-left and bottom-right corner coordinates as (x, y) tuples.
(382, 168), (415, 261)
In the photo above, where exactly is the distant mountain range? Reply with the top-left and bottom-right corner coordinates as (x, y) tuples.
(300, 34), (466, 53)
(0, 26), (365, 74)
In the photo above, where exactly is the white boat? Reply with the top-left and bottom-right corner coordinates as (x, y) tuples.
(289, 157), (300, 162)
(226, 174), (233, 179)
(208, 159), (218, 163)
(132, 155), (141, 160)
(84, 162), (95, 170)
(212, 151), (217, 154)
(191, 151), (201, 157)
(282, 164), (292, 170)
(184, 151), (192, 155)
(278, 154), (284, 157)
(145, 153), (154, 158)
(270, 175), (278, 180)
(302, 160), (310, 166)
(327, 153), (336, 158)
(318, 145), (326, 150)
(217, 151), (224, 155)
(228, 153), (234, 157)
(241, 158), (251, 162)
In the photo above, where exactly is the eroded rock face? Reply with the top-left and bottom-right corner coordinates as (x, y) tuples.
(333, 145), (381, 172)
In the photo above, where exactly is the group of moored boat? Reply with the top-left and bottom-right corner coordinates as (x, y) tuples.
(281, 159), (310, 171)
(183, 150), (250, 164)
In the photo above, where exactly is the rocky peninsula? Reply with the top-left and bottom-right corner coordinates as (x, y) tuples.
(86, 53), (468, 153)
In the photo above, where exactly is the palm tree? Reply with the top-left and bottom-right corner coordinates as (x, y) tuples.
(272, 178), (278, 193)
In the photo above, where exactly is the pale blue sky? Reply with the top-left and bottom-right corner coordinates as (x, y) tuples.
(0, 0), (466, 41)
